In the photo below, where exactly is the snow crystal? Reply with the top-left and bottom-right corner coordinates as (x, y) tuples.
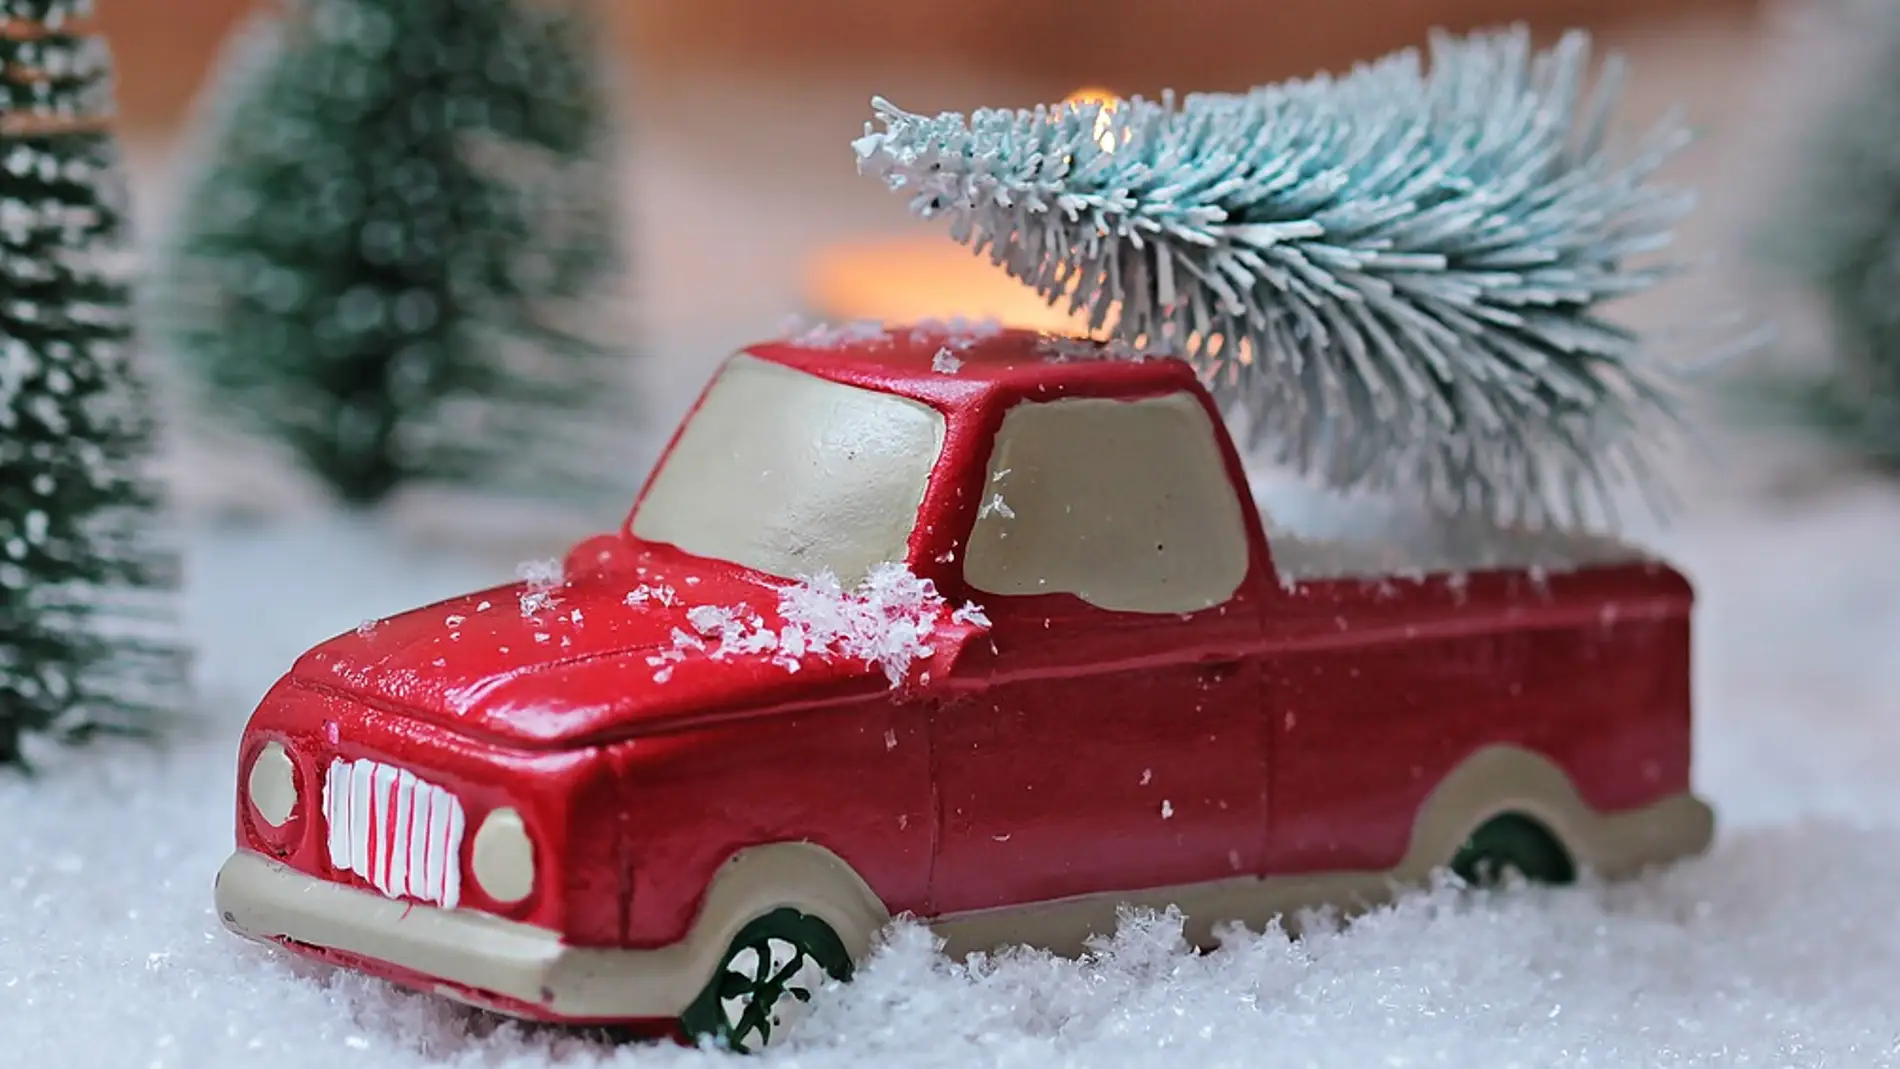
(910, 316), (1003, 348)
(1038, 333), (1170, 363)
(514, 558), (563, 616)
(950, 602), (991, 628)
(624, 582), (679, 608)
(776, 563), (965, 687)
(931, 346), (963, 374)
(682, 603), (783, 661)
(979, 493), (1015, 520)
(787, 317), (891, 348)
(656, 562), (988, 687)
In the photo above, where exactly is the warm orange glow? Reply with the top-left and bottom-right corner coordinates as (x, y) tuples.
(1062, 86), (1121, 152)
(803, 238), (1094, 335)
(800, 86), (1128, 338)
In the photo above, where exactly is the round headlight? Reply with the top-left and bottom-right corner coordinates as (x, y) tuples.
(247, 741), (297, 828)
(471, 807), (534, 903)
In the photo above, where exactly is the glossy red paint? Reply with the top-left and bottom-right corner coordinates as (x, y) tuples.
(1261, 564), (1694, 874)
(222, 324), (1703, 1028)
(287, 544), (894, 749)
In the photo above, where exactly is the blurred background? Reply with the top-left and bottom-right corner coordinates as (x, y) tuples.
(100, 0), (1879, 518)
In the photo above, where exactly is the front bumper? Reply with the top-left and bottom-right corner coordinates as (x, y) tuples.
(214, 851), (701, 1022)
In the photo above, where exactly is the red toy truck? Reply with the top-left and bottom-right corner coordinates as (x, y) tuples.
(214, 324), (1714, 1052)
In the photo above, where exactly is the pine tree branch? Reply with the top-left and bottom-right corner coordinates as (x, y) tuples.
(854, 26), (1697, 530)
(0, 0), (188, 767)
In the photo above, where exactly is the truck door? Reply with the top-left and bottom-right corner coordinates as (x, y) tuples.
(927, 390), (1270, 931)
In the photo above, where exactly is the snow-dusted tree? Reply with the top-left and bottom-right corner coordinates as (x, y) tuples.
(1754, 2), (1900, 473)
(0, 0), (187, 767)
(155, 0), (637, 507)
(856, 28), (1696, 530)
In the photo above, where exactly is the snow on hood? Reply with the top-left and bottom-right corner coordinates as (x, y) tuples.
(650, 561), (990, 688)
(287, 548), (988, 747)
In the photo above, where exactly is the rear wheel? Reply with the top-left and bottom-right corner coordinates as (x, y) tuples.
(678, 908), (853, 1053)
(1450, 813), (1576, 888)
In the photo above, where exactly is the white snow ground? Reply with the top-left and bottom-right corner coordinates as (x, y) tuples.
(9, 9), (1896, 1055)
(2, 475), (1899, 1069)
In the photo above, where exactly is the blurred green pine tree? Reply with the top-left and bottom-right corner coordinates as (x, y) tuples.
(0, 0), (187, 768)
(156, 0), (640, 507)
(1755, 2), (1900, 473)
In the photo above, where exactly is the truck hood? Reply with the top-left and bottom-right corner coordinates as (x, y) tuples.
(287, 547), (969, 748)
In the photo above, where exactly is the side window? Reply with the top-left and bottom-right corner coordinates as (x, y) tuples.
(963, 391), (1250, 614)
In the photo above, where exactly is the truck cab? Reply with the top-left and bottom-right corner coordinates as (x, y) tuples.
(215, 323), (1714, 1052)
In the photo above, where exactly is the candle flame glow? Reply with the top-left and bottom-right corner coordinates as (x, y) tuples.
(1062, 86), (1121, 152)
(803, 86), (1130, 335)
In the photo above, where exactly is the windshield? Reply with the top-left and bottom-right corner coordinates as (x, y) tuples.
(630, 354), (947, 585)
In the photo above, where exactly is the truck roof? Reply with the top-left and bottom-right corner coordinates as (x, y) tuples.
(744, 323), (1202, 415)
(741, 321), (1671, 586)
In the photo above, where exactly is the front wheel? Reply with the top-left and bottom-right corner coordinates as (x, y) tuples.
(1450, 813), (1576, 888)
(678, 908), (854, 1053)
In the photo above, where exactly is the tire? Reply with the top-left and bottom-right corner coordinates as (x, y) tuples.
(678, 907), (854, 1053)
(1450, 813), (1576, 888)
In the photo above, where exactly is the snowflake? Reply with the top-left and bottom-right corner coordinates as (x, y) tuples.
(951, 602), (991, 628)
(786, 317), (890, 348)
(979, 493), (1015, 520)
(778, 562), (987, 687)
(685, 603), (781, 661)
(1037, 334), (1168, 364)
(654, 563), (990, 688)
(624, 583), (679, 609)
(516, 558), (564, 616)
(910, 317), (1003, 349)
(931, 346), (963, 374)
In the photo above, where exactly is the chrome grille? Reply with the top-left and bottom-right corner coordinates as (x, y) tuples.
(322, 757), (465, 909)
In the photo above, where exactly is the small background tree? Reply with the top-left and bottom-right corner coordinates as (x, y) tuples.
(857, 27), (1697, 531)
(1749, 0), (1900, 474)
(155, 0), (638, 509)
(0, 0), (187, 767)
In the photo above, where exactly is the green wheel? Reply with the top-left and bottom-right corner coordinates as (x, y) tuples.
(679, 908), (854, 1053)
(1450, 813), (1576, 888)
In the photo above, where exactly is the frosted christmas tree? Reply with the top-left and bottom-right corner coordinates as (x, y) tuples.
(0, 0), (186, 767)
(155, 0), (637, 507)
(856, 28), (1695, 530)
